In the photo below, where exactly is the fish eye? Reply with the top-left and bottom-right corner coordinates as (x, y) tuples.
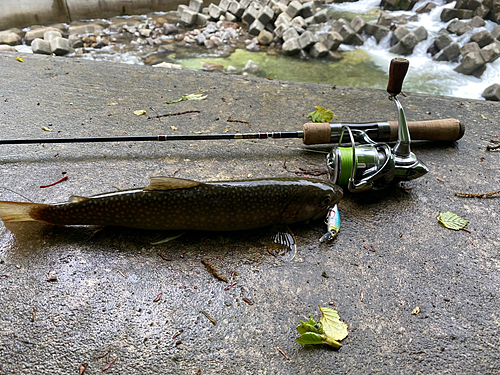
(321, 195), (332, 206)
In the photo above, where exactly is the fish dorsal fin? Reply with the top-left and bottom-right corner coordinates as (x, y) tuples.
(144, 177), (202, 191)
(69, 195), (89, 203)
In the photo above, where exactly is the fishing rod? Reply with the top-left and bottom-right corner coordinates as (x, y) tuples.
(0, 118), (463, 146)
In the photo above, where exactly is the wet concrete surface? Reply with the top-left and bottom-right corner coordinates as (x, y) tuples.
(0, 52), (499, 374)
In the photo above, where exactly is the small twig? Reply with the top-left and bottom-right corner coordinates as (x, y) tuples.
(158, 253), (172, 261)
(276, 347), (290, 360)
(31, 307), (37, 322)
(227, 116), (251, 128)
(360, 291), (364, 302)
(102, 358), (116, 372)
(118, 270), (126, 278)
(242, 298), (253, 305)
(148, 110), (200, 120)
(40, 175), (68, 188)
(224, 282), (237, 291)
(172, 330), (183, 340)
(153, 293), (162, 303)
(200, 311), (217, 325)
(201, 258), (228, 282)
(79, 363), (88, 375)
(94, 351), (110, 361)
(455, 190), (500, 198)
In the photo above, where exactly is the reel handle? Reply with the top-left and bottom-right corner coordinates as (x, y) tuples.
(302, 118), (464, 145)
(387, 58), (410, 96)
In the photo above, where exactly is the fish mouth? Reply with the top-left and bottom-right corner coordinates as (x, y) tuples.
(312, 207), (330, 221)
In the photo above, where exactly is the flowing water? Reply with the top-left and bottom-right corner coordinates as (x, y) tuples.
(21, 0), (497, 100)
(180, 0), (500, 99)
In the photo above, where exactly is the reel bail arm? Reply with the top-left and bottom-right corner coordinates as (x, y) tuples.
(327, 58), (430, 192)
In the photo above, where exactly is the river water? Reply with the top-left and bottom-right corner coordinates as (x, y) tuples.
(30, 0), (500, 100)
(183, 0), (499, 99)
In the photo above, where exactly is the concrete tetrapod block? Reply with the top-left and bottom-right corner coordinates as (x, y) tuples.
(482, 83), (500, 101)
(31, 38), (52, 55)
(249, 19), (265, 36)
(297, 30), (318, 49)
(257, 6), (274, 25)
(309, 42), (329, 58)
(50, 37), (70, 56)
(286, 0), (302, 18)
(188, 0), (203, 13)
(454, 51), (485, 75)
(479, 42), (500, 63)
(282, 37), (300, 54)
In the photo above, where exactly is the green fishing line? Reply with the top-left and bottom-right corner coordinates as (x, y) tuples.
(337, 147), (357, 186)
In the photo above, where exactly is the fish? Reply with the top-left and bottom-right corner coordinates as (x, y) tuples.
(319, 204), (341, 243)
(0, 177), (343, 233)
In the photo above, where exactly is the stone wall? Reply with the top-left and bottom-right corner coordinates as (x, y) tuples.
(0, 0), (191, 30)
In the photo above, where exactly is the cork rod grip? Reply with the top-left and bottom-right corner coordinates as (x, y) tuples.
(388, 118), (465, 141)
(387, 58), (409, 96)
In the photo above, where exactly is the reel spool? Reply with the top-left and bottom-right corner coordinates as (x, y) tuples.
(327, 58), (429, 193)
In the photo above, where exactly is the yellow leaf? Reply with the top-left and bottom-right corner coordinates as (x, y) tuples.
(16, 57), (24, 62)
(170, 126), (178, 131)
(133, 110), (146, 116)
(319, 305), (348, 342)
(108, 102), (118, 106)
(41, 126), (53, 132)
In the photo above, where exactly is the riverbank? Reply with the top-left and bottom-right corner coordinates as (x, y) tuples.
(1, 49), (500, 375)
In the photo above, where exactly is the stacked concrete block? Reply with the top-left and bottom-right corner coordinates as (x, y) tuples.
(286, 1), (302, 18)
(389, 25), (427, 55)
(317, 31), (343, 51)
(178, 0), (212, 25)
(297, 30), (318, 49)
(482, 84), (500, 101)
(31, 29), (71, 55)
(309, 42), (328, 57)
(249, 19), (265, 35)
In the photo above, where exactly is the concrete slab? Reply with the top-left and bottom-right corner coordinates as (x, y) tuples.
(0, 52), (499, 374)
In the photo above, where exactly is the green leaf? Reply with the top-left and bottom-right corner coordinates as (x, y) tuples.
(296, 314), (322, 335)
(164, 91), (208, 104)
(319, 305), (348, 342)
(308, 106), (334, 123)
(437, 211), (468, 231)
(296, 306), (348, 349)
(295, 332), (324, 345)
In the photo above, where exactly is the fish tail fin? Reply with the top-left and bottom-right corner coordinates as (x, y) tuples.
(0, 201), (42, 222)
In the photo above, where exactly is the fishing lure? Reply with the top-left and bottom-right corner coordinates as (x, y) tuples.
(319, 204), (341, 243)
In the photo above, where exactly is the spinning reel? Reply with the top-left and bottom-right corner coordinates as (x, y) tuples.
(327, 58), (430, 192)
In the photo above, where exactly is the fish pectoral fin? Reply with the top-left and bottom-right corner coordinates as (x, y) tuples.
(144, 177), (202, 191)
(264, 225), (297, 262)
(68, 195), (89, 203)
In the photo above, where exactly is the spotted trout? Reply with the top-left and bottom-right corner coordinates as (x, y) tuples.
(0, 177), (343, 231)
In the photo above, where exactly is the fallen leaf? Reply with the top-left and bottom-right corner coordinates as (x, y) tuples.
(296, 305), (348, 349)
(164, 91), (208, 104)
(41, 126), (53, 132)
(308, 106), (334, 123)
(480, 114), (488, 120)
(133, 110), (146, 116)
(411, 306), (421, 315)
(437, 211), (468, 231)
(108, 102), (118, 106)
(16, 56), (24, 62)
(319, 305), (348, 343)
(170, 126), (178, 131)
